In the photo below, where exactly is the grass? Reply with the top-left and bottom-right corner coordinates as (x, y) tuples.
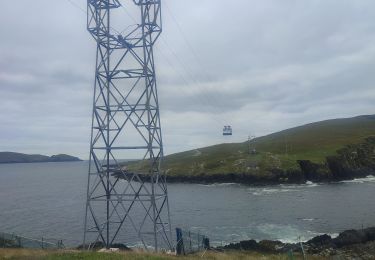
(0, 249), (329, 260)
(128, 114), (375, 176)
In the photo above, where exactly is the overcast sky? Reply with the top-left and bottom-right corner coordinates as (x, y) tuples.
(0, 0), (374, 159)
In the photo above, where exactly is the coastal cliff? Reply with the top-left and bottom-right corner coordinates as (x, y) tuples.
(125, 115), (375, 185)
(161, 137), (375, 185)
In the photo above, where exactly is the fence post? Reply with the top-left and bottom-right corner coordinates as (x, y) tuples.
(58, 240), (63, 249)
(189, 231), (192, 252)
(176, 228), (184, 255)
(203, 237), (210, 249)
(197, 231), (200, 251)
(17, 236), (21, 248)
(176, 228), (209, 255)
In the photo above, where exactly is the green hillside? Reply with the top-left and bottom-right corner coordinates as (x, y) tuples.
(0, 152), (82, 164)
(155, 115), (375, 177)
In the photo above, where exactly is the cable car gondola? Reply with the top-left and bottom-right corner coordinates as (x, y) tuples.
(223, 125), (232, 136)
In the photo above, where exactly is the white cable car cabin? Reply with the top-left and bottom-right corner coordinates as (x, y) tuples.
(223, 125), (232, 136)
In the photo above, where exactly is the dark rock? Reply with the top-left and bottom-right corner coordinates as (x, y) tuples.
(220, 239), (287, 253)
(298, 160), (319, 180)
(239, 240), (258, 250)
(217, 226), (375, 257)
(305, 234), (335, 253)
(364, 227), (375, 241)
(221, 242), (241, 250)
(333, 230), (368, 248)
(257, 240), (284, 252)
(306, 234), (333, 247)
(298, 160), (332, 182)
(327, 137), (375, 181)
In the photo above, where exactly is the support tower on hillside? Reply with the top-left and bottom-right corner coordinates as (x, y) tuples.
(83, 0), (172, 251)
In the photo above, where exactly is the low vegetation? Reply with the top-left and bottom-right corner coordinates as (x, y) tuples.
(127, 115), (375, 179)
(0, 249), (326, 260)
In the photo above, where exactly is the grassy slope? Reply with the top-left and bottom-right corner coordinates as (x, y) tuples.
(0, 249), (325, 260)
(155, 115), (375, 176)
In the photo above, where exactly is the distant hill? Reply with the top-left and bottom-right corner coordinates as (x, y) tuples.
(0, 152), (82, 164)
(127, 114), (375, 184)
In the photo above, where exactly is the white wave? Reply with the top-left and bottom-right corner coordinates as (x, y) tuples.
(305, 181), (320, 187)
(340, 175), (375, 184)
(127, 243), (155, 250)
(255, 223), (314, 243)
(203, 224), (341, 247)
(199, 183), (239, 187)
(248, 187), (295, 196)
(254, 224), (341, 243)
(279, 181), (320, 190)
(215, 182), (239, 186)
(301, 218), (315, 222)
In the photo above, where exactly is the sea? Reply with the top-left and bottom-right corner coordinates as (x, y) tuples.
(0, 161), (374, 247)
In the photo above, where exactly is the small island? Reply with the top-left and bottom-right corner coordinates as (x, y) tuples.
(0, 152), (82, 164)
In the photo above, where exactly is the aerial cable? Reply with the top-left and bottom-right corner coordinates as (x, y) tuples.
(118, 3), (227, 125)
(66, 0), (230, 134)
(159, 38), (228, 117)
(155, 46), (225, 128)
(119, 2), (230, 125)
(65, 0), (124, 35)
(66, 0), (85, 13)
(163, 2), (233, 123)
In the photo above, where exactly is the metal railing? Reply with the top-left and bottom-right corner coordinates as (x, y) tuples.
(176, 228), (210, 255)
(0, 231), (64, 249)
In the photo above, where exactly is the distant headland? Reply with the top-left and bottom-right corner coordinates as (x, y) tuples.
(0, 152), (82, 164)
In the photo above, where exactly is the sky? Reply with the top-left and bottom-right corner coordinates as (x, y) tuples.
(0, 0), (374, 159)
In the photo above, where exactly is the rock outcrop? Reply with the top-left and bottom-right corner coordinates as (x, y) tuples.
(218, 227), (375, 259)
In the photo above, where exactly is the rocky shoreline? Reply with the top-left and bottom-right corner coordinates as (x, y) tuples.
(116, 167), (374, 186)
(77, 227), (375, 258)
(218, 227), (375, 259)
(163, 168), (374, 186)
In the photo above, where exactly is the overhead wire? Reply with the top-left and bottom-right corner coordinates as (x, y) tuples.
(119, 2), (229, 124)
(163, 1), (232, 121)
(66, 0), (86, 13)
(65, 0), (228, 131)
(66, 0), (124, 36)
(118, 2), (227, 128)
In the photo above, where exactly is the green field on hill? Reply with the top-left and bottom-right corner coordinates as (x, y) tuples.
(129, 115), (375, 177)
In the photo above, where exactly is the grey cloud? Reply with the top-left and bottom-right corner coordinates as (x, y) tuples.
(0, 0), (374, 158)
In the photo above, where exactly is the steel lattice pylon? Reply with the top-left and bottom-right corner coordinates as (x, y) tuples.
(83, 0), (172, 251)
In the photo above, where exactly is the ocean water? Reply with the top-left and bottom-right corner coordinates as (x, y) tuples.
(0, 161), (374, 247)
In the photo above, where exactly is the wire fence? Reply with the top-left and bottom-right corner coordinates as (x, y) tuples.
(176, 228), (210, 255)
(0, 231), (64, 249)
